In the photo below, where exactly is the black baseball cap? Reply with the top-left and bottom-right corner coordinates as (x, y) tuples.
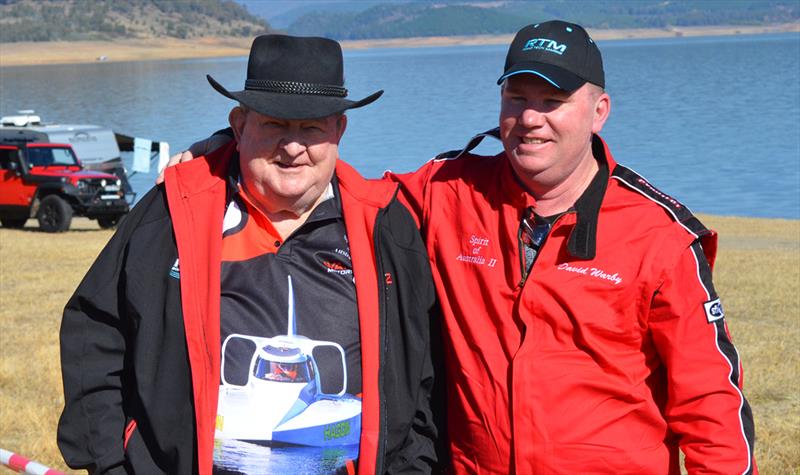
(497, 20), (604, 91)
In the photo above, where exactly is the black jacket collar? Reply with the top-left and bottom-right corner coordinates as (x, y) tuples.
(567, 136), (609, 260)
(452, 128), (610, 260)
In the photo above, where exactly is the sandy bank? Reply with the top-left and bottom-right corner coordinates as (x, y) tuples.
(1, 23), (798, 67)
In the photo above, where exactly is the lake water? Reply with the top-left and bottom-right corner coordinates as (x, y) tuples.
(2, 33), (799, 218)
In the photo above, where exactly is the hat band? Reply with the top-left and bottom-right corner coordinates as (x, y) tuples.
(245, 79), (348, 97)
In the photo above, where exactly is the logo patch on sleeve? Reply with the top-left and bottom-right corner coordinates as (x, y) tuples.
(704, 298), (724, 323)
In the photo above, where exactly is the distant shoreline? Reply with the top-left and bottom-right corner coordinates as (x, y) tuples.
(1, 22), (798, 67)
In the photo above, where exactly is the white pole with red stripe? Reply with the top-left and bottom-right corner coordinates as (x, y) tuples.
(0, 448), (67, 475)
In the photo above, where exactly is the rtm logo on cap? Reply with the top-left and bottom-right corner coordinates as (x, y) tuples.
(522, 38), (567, 55)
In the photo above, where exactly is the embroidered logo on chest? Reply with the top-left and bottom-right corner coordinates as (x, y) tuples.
(454, 234), (498, 268)
(556, 263), (623, 285)
(315, 248), (353, 276)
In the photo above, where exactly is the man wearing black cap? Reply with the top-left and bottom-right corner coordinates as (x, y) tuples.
(166, 20), (757, 474)
(58, 35), (441, 474)
(387, 20), (757, 474)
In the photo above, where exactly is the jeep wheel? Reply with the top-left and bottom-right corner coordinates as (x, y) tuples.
(0, 218), (27, 228)
(97, 215), (122, 229)
(37, 195), (73, 232)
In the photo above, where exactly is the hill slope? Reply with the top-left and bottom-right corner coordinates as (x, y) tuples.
(285, 0), (800, 40)
(0, 0), (271, 43)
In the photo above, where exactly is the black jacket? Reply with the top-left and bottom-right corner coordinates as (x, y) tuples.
(58, 147), (444, 474)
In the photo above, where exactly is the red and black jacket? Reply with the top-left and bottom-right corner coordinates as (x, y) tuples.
(388, 131), (756, 474)
(58, 142), (443, 474)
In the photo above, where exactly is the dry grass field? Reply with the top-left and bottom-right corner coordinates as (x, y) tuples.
(1, 215), (798, 473)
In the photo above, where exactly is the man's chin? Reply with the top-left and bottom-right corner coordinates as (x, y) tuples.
(271, 185), (325, 208)
(509, 151), (551, 173)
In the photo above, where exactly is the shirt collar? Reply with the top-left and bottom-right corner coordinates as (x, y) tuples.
(305, 178), (342, 223)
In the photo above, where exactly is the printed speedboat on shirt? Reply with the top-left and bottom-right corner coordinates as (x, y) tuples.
(215, 276), (361, 447)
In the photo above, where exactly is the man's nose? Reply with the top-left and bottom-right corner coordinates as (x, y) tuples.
(520, 106), (545, 128)
(279, 135), (306, 156)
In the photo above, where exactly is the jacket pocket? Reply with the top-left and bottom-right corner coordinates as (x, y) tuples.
(123, 418), (167, 474)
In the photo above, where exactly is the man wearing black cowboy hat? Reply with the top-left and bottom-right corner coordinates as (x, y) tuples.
(161, 20), (757, 475)
(58, 34), (442, 475)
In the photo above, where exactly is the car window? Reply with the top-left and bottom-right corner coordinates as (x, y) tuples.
(0, 149), (17, 170)
(27, 147), (78, 166)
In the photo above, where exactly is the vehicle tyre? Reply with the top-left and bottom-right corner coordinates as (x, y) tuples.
(97, 215), (122, 229)
(0, 218), (27, 228)
(37, 195), (73, 232)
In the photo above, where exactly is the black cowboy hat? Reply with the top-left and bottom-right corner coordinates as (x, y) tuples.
(207, 34), (383, 120)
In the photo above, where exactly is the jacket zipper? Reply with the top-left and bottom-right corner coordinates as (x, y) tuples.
(372, 204), (390, 474)
(518, 211), (572, 287)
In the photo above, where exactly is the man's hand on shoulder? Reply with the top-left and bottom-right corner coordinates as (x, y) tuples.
(155, 150), (195, 185)
(155, 133), (233, 184)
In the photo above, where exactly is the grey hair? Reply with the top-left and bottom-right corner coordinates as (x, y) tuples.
(235, 103), (346, 122)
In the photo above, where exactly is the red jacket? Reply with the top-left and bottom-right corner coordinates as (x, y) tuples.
(388, 131), (756, 474)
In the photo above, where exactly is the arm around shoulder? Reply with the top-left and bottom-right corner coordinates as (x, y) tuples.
(382, 159), (440, 231)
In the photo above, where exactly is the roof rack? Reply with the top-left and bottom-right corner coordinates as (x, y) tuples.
(1, 110), (42, 127)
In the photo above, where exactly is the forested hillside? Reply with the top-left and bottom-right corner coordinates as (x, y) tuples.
(0, 0), (271, 42)
(285, 0), (799, 40)
(2, 0), (797, 44)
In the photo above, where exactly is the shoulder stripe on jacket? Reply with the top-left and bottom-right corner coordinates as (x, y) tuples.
(611, 165), (709, 239)
(434, 127), (501, 161)
(690, 241), (717, 301)
(689, 243), (756, 475)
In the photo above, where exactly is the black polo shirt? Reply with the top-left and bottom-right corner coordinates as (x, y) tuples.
(213, 172), (361, 474)
(218, 174), (361, 392)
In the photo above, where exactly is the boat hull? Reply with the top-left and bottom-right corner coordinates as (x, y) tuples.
(216, 385), (361, 447)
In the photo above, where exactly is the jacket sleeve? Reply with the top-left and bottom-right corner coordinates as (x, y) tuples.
(385, 316), (444, 475)
(380, 200), (447, 473)
(648, 240), (757, 475)
(57, 190), (159, 475)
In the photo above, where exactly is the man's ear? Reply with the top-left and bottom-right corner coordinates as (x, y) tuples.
(229, 106), (247, 143)
(336, 114), (348, 142)
(591, 91), (611, 135)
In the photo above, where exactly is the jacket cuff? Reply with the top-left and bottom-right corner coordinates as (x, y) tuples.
(93, 452), (127, 475)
